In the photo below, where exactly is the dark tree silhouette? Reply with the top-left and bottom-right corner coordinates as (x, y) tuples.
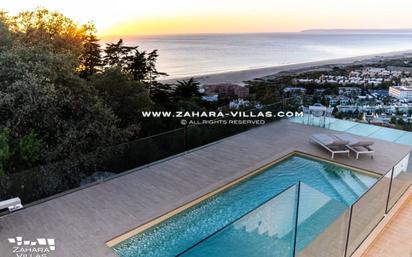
(146, 50), (167, 83)
(103, 39), (136, 68)
(175, 78), (202, 99)
(79, 24), (102, 79)
(103, 39), (167, 94)
(128, 50), (148, 82)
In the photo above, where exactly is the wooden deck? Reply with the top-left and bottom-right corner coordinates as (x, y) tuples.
(361, 190), (412, 257)
(0, 120), (411, 257)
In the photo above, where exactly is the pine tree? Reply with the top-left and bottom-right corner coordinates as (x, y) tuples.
(128, 50), (148, 82)
(104, 39), (136, 69)
(79, 25), (102, 79)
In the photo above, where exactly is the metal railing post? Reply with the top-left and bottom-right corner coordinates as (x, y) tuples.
(385, 168), (394, 214)
(292, 181), (301, 257)
(344, 205), (354, 257)
(184, 125), (188, 151)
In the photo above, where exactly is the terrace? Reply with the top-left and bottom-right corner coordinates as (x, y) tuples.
(0, 108), (412, 257)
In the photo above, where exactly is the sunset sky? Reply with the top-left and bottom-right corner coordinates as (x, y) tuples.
(2, 0), (412, 37)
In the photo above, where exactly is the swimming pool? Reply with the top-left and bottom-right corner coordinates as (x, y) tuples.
(289, 116), (412, 146)
(112, 155), (379, 257)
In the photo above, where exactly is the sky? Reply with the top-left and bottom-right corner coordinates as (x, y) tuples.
(1, 0), (412, 37)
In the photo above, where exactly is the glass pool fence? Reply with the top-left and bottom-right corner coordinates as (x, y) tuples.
(0, 96), (306, 209)
(177, 152), (412, 257)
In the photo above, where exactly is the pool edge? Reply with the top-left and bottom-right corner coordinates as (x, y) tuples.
(105, 150), (380, 248)
(294, 151), (382, 177)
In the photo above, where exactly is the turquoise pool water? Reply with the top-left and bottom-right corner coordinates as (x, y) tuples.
(289, 116), (412, 146)
(113, 155), (378, 257)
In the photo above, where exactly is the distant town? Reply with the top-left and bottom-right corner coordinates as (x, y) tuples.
(198, 56), (412, 131)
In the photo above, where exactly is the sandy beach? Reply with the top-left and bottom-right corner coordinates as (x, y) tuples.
(161, 50), (412, 85)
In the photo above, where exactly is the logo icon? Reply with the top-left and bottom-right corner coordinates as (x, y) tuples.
(8, 236), (55, 256)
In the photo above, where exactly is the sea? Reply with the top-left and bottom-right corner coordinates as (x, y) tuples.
(120, 32), (412, 79)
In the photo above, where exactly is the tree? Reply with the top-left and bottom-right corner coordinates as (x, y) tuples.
(176, 99), (204, 112)
(246, 80), (281, 104)
(0, 127), (45, 175)
(103, 39), (136, 68)
(91, 68), (152, 135)
(0, 40), (121, 167)
(18, 131), (44, 166)
(103, 40), (166, 89)
(7, 8), (88, 58)
(0, 8), (168, 176)
(151, 83), (175, 109)
(0, 128), (12, 176)
(145, 50), (167, 84)
(78, 24), (102, 79)
(334, 112), (344, 119)
(128, 49), (148, 82)
(174, 78), (202, 99)
(172, 78), (204, 113)
(0, 12), (13, 51)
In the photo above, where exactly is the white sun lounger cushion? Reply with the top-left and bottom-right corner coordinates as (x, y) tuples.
(311, 134), (348, 146)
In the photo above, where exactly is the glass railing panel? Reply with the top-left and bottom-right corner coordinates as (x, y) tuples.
(346, 172), (391, 256)
(0, 160), (85, 204)
(98, 128), (185, 173)
(0, 97), (309, 211)
(0, 128), (186, 205)
(186, 120), (240, 150)
(178, 184), (298, 257)
(296, 183), (350, 257)
(240, 102), (281, 130)
(1, 97), (303, 211)
(387, 153), (412, 212)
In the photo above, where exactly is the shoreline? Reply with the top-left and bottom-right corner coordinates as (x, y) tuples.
(160, 49), (412, 85)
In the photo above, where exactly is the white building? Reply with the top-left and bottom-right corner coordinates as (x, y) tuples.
(326, 95), (351, 106)
(229, 99), (250, 109)
(401, 78), (412, 87)
(201, 94), (218, 102)
(283, 87), (306, 94)
(338, 87), (361, 96)
(389, 86), (412, 100)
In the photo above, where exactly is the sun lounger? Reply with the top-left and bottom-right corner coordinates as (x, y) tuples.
(334, 134), (374, 159)
(0, 197), (23, 212)
(310, 134), (350, 159)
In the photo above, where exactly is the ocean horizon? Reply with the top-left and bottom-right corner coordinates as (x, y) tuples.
(115, 32), (412, 79)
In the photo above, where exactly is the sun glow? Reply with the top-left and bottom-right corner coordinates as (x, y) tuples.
(2, 0), (412, 37)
